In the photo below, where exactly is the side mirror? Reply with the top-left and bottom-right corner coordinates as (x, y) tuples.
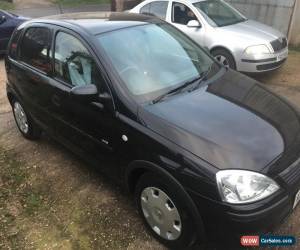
(0, 16), (6, 25)
(187, 20), (201, 28)
(70, 84), (98, 103)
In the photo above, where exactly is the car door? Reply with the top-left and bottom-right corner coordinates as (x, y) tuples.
(16, 26), (55, 129)
(169, 2), (206, 46)
(48, 30), (121, 176)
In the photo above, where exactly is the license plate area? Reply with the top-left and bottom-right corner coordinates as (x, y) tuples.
(293, 189), (300, 209)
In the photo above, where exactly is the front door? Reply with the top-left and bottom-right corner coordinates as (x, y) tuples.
(48, 30), (121, 177)
(170, 2), (206, 46)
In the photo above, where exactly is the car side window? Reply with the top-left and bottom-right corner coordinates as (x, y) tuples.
(20, 27), (52, 73)
(54, 32), (102, 87)
(9, 29), (23, 60)
(140, 2), (168, 19)
(140, 3), (151, 15)
(150, 2), (168, 19)
(172, 2), (197, 25)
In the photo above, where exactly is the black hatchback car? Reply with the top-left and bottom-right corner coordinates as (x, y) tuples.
(5, 12), (300, 249)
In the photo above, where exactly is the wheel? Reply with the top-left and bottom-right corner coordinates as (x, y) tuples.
(135, 172), (198, 249)
(12, 100), (41, 140)
(211, 49), (236, 70)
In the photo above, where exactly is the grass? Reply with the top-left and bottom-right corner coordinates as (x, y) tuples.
(0, 144), (153, 249)
(0, 1), (14, 10)
(289, 45), (300, 53)
(53, 0), (110, 6)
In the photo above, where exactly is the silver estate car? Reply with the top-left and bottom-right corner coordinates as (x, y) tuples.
(130, 0), (289, 73)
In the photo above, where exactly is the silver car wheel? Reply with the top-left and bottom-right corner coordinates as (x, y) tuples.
(141, 187), (182, 241)
(215, 55), (229, 67)
(13, 102), (29, 134)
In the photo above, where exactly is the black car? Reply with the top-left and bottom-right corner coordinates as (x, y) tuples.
(5, 12), (300, 249)
(0, 10), (28, 54)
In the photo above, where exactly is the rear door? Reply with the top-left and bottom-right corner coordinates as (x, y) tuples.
(15, 25), (54, 129)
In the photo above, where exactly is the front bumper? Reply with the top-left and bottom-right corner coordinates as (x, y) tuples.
(189, 181), (299, 242)
(237, 48), (288, 73)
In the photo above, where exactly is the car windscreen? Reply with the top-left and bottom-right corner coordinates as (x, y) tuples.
(193, 0), (246, 27)
(96, 23), (216, 103)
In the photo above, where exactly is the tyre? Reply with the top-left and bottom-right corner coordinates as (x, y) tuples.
(135, 172), (198, 249)
(211, 49), (236, 70)
(12, 100), (41, 140)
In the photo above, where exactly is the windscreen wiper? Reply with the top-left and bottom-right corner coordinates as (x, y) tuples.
(152, 75), (204, 104)
(189, 64), (213, 92)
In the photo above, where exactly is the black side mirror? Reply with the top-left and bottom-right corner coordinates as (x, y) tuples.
(0, 16), (6, 25)
(70, 84), (98, 103)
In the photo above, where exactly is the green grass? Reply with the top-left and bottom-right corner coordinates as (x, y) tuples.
(53, 0), (110, 6)
(0, 1), (14, 10)
(289, 45), (300, 53)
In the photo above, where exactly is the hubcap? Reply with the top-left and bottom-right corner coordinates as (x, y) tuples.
(13, 102), (29, 134)
(141, 187), (182, 240)
(214, 55), (229, 67)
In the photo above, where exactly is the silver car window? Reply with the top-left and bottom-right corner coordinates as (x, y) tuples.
(140, 1), (168, 19)
(172, 2), (197, 25)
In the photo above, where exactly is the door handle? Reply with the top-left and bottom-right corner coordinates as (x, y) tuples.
(52, 95), (61, 107)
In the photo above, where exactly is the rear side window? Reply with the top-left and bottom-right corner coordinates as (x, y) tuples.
(20, 27), (52, 73)
(140, 3), (151, 15)
(150, 2), (168, 19)
(9, 29), (23, 60)
(140, 1), (168, 19)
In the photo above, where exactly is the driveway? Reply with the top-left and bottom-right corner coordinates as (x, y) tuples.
(0, 51), (300, 249)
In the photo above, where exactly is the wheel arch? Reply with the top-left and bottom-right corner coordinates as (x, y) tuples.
(125, 160), (206, 243)
(210, 45), (237, 68)
(7, 90), (16, 105)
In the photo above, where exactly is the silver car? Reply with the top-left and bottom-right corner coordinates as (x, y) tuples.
(130, 0), (288, 73)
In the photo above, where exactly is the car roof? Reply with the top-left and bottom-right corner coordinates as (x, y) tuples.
(30, 12), (163, 35)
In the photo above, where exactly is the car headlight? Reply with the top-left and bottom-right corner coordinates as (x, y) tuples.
(216, 170), (280, 204)
(245, 45), (271, 55)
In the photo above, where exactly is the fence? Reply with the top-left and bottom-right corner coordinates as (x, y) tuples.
(225, 0), (296, 36)
(11, 3), (111, 18)
(9, 0), (299, 44)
